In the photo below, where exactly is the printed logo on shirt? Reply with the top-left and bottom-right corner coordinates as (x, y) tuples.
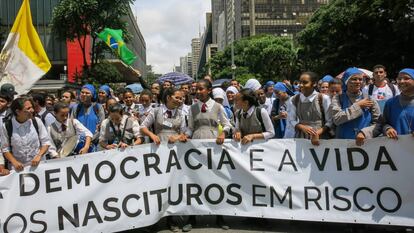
(376, 91), (386, 100)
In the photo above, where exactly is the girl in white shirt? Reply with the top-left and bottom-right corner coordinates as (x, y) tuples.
(1, 97), (51, 171)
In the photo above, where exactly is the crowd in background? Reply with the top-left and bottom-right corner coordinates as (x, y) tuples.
(0, 64), (413, 232)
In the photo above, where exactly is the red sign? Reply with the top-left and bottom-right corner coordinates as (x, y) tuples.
(67, 36), (91, 83)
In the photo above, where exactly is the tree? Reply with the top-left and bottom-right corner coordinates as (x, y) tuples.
(208, 35), (299, 84)
(297, 0), (414, 77)
(74, 61), (123, 87)
(145, 65), (162, 84)
(51, 0), (134, 71)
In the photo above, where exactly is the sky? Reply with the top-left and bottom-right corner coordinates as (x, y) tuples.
(133, 0), (211, 75)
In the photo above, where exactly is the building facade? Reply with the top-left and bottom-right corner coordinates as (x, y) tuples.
(180, 56), (190, 76)
(191, 38), (201, 79)
(197, 13), (213, 78)
(215, 0), (330, 50)
(212, 0), (225, 44)
(180, 53), (193, 78)
(186, 53), (193, 78)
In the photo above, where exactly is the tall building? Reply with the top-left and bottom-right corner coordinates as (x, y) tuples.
(173, 66), (181, 73)
(187, 53), (193, 78)
(0, 0), (146, 92)
(217, 11), (227, 51)
(212, 0), (225, 44)
(206, 44), (218, 75)
(180, 56), (188, 75)
(191, 38), (201, 79)
(197, 13), (213, 78)
(215, 0), (330, 50)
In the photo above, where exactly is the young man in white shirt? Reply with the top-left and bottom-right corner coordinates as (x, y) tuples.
(362, 64), (400, 112)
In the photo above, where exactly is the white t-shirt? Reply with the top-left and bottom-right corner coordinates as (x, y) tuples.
(362, 84), (400, 101)
(362, 84), (400, 112)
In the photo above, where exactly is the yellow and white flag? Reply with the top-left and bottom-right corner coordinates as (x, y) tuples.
(0, 0), (51, 95)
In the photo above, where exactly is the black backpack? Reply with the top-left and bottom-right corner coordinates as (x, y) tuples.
(39, 110), (55, 125)
(368, 83), (396, 97)
(237, 107), (266, 132)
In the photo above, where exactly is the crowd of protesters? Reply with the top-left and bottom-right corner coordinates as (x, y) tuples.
(0, 64), (413, 232)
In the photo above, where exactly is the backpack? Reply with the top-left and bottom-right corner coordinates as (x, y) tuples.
(237, 107), (266, 132)
(368, 83), (396, 97)
(3, 116), (41, 168)
(39, 110), (55, 125)
(108, 117), (130, 144)
(292, 93), (326, 126)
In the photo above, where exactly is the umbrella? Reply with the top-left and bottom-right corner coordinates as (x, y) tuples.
(126, 83), (143, 94)
(212, 78), (231, 88)
(157, 72), (194, 85)
(336, 68), (373, 80)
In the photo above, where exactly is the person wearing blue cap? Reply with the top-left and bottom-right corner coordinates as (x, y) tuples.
(330, 67), (381, 141)
(271, 82), (294, 138)
(72, 84), (105, 148)
(285, 72), (333, 145)
(358, 68), (414, 145)
(98, 85), (112, 105)
(318, 75), (334, 95)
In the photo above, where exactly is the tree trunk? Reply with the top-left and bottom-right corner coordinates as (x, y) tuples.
(77, 36), (88, 70)
(91, 36), (97, 67)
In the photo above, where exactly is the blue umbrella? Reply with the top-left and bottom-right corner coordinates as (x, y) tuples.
(157, 72), (194, 85)
(126, 83), (143, 94)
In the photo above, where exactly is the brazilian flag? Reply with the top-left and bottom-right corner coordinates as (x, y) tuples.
(97, 28), (137, 65)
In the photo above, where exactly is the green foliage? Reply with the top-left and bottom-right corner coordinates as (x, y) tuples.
(208, 35), (299, 84)
(76, 61), (122, 86)
(146, 70), (162, 85)
(298, 0), (414, 77)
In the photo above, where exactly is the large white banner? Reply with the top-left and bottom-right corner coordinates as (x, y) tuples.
(1, 136), (414, 233)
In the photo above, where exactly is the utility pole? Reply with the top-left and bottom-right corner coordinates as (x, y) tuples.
(231, 1), (236, 80)
(249, 0), (256, 36)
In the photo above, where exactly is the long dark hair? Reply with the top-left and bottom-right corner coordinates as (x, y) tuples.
(162, 87), (181, 105)
(239, 88), (259, 107)
(10, 97), (34, 116)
